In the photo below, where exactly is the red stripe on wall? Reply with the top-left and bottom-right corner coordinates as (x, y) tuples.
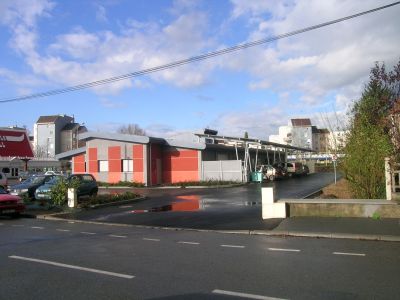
(108, 146), (121, 183)
(133, 144), (144, 183)
(73, 154), (85, 173)
(162, 149), (199, 183)
(88, 148), (98, 173)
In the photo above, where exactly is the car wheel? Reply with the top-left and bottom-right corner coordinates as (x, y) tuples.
(11, 212), (21, 218)
(268, 175), (275, 181)
(90, 190), (97, 197)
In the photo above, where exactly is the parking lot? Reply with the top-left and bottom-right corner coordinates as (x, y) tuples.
(60, 172), (339, 230)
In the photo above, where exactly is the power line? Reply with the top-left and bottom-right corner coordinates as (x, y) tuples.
(1, 1), (399, 104)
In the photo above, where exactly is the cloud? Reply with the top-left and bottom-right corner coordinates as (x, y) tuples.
(99, 98), (126, 109)
(95, 4), (108, 22)
(1, 0), (217, 95)
(225, 0), (400, 113)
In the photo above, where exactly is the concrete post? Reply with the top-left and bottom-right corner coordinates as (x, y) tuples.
(68, 188), (77, 208)
(385, 157), (392, 201)
(261, 187), (286, 219)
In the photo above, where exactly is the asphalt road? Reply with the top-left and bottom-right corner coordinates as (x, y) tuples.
(65, 173), (338, 230)
(1, 217), (399, 300)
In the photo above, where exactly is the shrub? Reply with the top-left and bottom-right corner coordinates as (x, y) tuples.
(79, 191), (140, 208)
(97, 181), (145, 188)
(50, 178), (80, 206)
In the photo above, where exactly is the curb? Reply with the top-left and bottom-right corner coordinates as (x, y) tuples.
(34, 215), (400, 242)
(250, 230), (400, 242)
(99, 183), (246, 190)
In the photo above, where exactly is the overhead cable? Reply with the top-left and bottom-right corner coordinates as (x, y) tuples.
(1, 1), (399, 103)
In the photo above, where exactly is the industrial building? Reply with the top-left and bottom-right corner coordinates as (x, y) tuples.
(56, 130), (312, 185)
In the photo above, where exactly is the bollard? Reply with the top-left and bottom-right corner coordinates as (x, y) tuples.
(68, 188), (77, 208)
(261, 187), (286, 219)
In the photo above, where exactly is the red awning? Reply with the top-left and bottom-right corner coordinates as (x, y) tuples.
(0, 129), (34, 158)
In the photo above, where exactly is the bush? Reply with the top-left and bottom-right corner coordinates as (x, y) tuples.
(167, 180), (240, 187)
(50, 178), (80, 206)
(79, 191), (140, 208)
(97, 181), (145, 188)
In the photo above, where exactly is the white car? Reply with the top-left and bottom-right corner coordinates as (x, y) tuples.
(0, 172), (8, 189)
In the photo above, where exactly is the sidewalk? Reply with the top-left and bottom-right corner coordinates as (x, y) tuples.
(256, 217), (400, 242)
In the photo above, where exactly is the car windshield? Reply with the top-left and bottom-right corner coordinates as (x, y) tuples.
(23, 176), (46, 185)
(47, 176), (63, 184)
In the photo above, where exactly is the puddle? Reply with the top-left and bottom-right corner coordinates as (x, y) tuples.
(131, 195), (201, 213)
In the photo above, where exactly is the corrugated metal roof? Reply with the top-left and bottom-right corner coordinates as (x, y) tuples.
(55, 147), (86, 160)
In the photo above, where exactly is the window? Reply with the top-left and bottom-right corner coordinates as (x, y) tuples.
(99, 160), (109, 172)
(122, 159), (133, 172)
(83, 175), (94, 182)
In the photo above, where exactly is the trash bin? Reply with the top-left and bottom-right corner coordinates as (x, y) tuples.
(250, 172), (263, 182)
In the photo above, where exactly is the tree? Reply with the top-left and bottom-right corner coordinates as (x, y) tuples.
(117, 124), (146, 136)
(244, 131), (249, 139)
(343, 60), (400, 199)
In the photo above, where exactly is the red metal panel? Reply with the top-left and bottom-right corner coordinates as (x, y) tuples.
(73, 154), (85, 173)
(0, 129), (33, 158)
(108, 146), (121, 172)
(88, 147), (98, 173)
(133, 144), (144, 183)
(162, 149), (199, 183)
(108, 146), (121, 183)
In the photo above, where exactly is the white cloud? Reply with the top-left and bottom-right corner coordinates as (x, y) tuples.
(95, 4), (108, 23)
(99, 98), (126, 109)
(227, 0), (400, 110)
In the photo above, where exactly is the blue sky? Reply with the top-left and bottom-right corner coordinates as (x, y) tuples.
(0, 0), (399, 139)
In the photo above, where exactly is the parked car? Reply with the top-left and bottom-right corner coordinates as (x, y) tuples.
(285, 162), (305, 177)
(68, 174), (98, 197)
(256, 164), (283, 181)
(34, 175), (66, 201)
(44, 171), (63, 176)
(9, 174), (58, 200)
(302, 164), (310, 175)
(0, 171), (8, 189)
(0, 187), (25, 217)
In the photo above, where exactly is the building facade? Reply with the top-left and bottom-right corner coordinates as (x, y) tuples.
(34, 115), (86, 157)
(56, 131), (310, 185)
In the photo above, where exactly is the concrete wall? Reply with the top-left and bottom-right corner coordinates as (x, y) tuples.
(283, 199), (400, 218)
(202, 160), (243, 182)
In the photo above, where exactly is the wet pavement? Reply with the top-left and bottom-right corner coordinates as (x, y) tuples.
(62, 173), (339, 230)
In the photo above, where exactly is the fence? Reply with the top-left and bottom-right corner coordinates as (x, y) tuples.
(202, 160), (243, 182)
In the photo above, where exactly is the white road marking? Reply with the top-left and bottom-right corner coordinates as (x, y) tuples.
(109, 235), (127, 238)
(68, 221), (75, 224)
(9, 255), (134, 279)
(221, 244), (245, 249)
(119, 205), (133, 208)
(213, 289), (287, 300)
(80, 232), (96, 235)
(178, 241), (200, 245)
(56, 229), (70, 232)
(333, 252), (366, 257)
(268, 248), (300, 252)
(12, 224), (24, 227)
(143, 238), (160, 242)
(31, 226), (44, 229)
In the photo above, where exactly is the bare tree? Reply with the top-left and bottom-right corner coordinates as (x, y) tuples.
(117, 124), (146, 136)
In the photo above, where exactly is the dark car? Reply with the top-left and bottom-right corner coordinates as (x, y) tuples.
(34, 175), (66, 201)
(9, 175), (58, 199)
(0, 187), (25, 217)
(68, 174), (98, 197)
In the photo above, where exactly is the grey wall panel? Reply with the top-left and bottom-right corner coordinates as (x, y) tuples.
(97, 172), (108, 182)
(202, 160), (243, 182)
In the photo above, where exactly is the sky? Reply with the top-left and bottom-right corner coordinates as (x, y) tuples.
(0, 0), (399, 140)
